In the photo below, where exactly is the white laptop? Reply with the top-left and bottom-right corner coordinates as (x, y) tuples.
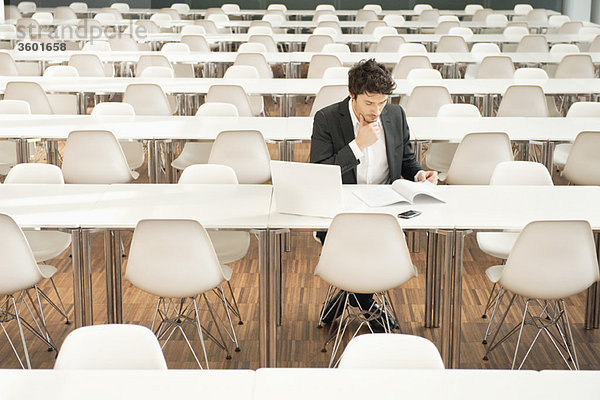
(270, 161), (343, 218)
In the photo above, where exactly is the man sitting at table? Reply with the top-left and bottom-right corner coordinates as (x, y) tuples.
(310, 58), (438, 329)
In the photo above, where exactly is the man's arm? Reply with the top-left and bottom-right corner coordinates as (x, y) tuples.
(310, 109), (360, 175)
(399, 107), (424, 182)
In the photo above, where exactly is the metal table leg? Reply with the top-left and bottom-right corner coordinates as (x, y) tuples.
(439, 229), (461, 368)
(585, 232), (600, 329)
(71, 228), (93, 327)
(105, 229), (123, 324)
(254, 228), (273, 367)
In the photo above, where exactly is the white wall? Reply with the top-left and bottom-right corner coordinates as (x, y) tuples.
(563, 0), (592, 21)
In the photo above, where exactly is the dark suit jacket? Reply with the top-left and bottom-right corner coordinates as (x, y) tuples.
(310, 97), (423, 183)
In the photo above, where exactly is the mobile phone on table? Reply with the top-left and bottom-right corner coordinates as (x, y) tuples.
(398, 210), (421, 219)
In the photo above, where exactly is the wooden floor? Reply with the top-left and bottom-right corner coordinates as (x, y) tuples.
(1, 119), (599, 371)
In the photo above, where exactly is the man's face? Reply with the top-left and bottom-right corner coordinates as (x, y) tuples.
(350, 92), (389, 123)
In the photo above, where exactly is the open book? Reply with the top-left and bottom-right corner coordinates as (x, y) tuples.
(353, 179), (445, 207)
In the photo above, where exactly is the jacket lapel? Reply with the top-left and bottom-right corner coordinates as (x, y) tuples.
(381, 106), (398, 181)
(338, 97), (355, 145)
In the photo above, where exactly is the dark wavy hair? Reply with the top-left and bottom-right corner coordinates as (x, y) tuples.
(348, 58), (396, 97)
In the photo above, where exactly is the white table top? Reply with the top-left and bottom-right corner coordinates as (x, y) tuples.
(81, 184), (272, 230)
(0, 184), (106, 229)
(254, 368), (540, 400)
(1, 369), (256, 400)
(538, 370), (600, 397)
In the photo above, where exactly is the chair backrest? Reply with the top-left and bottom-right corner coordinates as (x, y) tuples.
(307, 54), (342, 79)
(108, 35), (139, 51)
(554, 54), (595, 79)
(310, 84), (348, 117)
(437, 103), (481, 117)
(418, 9), (440, 22)
(436, 35), (469, 52)
(372, 25), (398, 40)
(139, 66), (174, 78)
(567, 102), (600, 117)
(208, 130), (271, 184)
(32, 12), (53, 25)
(435, 21), (459, 35)
(61, 130), (132, 184)
(18, 1), (36, 14)
(69, 2), (88, 13)
(0, 52), (21, 76)
(322, 66), (350, 79)
(406, 68), (442, 80)
(195, 102), (239, 117)
(363, 4), (382, 13)
(53, 6), (77, 23)
(43, 65), (79, 77)
(338, 333), (444, 369)
(92, 102), (135, 116)
(4, 81), (53, 114)
(500, 220), (599, 299)
(0, 99), (31, 114)
(363, 20), (386, 35)
(490, 161), (553, 185)
(514, 4), (533, 15)
(206, 84), (254, 117)
(315, 4), (335, 12)
(181, 34), (211, 52)
(238, 42), (267, 53)
(497, 85), (548, 117)
(161, 42), (190, 53)
(382, 14), (405, 26)
(413, 4), (433, 13)
(486, 13), (508, 28)
(82, 41), (111, 51)
(374, 35), (405, 52)
(398, 42), (428, 54)
(195, 20), (218, 34)
(224, 65), (260, 79)
(448, 26), (474, 38)
(69, 54), (111, 77)
(267, 3), (287, 12)
(503, 26), (529, 38)
(513, 67), (549, 80)
(221, 3), (240, 14)
(247, 25), (273, 35)
(0, 213), (43, 296)
(5, 6), (23, 22)
(110, 3), (129, 13)
(516, 35), (548, 52)
(93, 12), (117, 25)
(123, 83), (173, 116)
(304, 34), (334, 52)
(151, 12), (174, 28)
(563, 131), (600, 185)
(527, 9), (548, 23)
(5, 163), (64, 184)
(548, 15), (570, 28)
(315, 213), (416, 293)
(321, 43), (350, 53)
(234, 52), (273, 78)
(392, 55), (432, 79)
(125, 219), (225, 298)
(136, 54), (172, 77)
(134, 20), (160, 35)
(171, 3), (190, 15)
(179, 164), (238, 184)
(404, 85), (452, 117)
(180, 25), (206, 35)
(464, 4), (484, 15)
(313, 26), (338, 36)
(558, 21), (583, 34)
(471, 42), (501, 54)
(356, 9), (377, 22)
(475, 56), (515, 79)
(446, 132), (514, 185)
(550, 43), (580, 54)
(262, 11), (285, 24)
(438, 15), (460, 23)
(249, 35), (279, 52)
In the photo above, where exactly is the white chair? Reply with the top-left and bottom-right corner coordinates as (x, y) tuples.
(93, 12), (117, 26)
(69, 2), (88, 13)
(108, 34), (140, 51)
(562, 131), (600, 185)
(262, 14), (285, 27)
(471, 42), (501, 54)
(558, 21), (583, 34)
(267, 4), (287, 12)
(435, 21), (460, 35)
(139, 66), (174, 78)
(476, 161), (554, 344)
(553, 103), (600, 170)
(321, 43), (350, 53)
(110, 3), (129, 13)
(237, 42), (267, 53)
(425, 104), (481, 173)
(123, 83), (175, 116)
(0, 100), (31, 175)
(181, 34), (211, 52)
(249, 35), (279, 52)
(363, 20), (387, 35)
(18, 1), (36, 14)
(82, 41), (111, 51)
(31, 12), (53, 25)
(136, 54), (173, 77)
(61, 130), (136, 184)
(418, 9), (439, 23)
(54, 324), (167, 369)
(514, 4), (533, 15)
(171, 103), (238, 171)
(579, 27), (600, 37)
(382, 14), (405, 26)
(322, 67), (350, 79)
(91, 102), (145, 172)
(170, 3), (190, 16)
(548, 15), (570, 29)
(338, 333), (444, 369)
(356, 9), (377, 22)
(483, 220), (599, 369)
(309, 84), (348, 117)
(398, 42), (428, 54)
(315, 4), (335, 12)
(372, 26), (398, 41)
(247, 25), (273, 35)
(554, 54), (595, 78)
(208, 130), (271, 184)
(392, 55), (432, 79)
(436, 35), (469, 52)
(473, 9), (493, 22)
(374, 35), (405, 52)
(513, 67), (549, 80)
(307, 54), (342, 79)
(503, 26), (529, 38)
(53, 6), (77, 24)
(497, 85), (549, 117)
(195, 20), (218, 34)
(221, 3), (240, 14)
(362, 4), (382, 13)
(181, 25), (206, 35)
(68, 54), (113, 77)
(313, 26), (338, 37)
(550, 43), (580, 54)
(473, 56), (515, 79)
(464, 4), (484, 15)
(526, 9), (548, 23)
(43, 65), (79, 77)
(205, 84), (256, 117)
(448, 26), (474, 38)
(223, 65), (264, 116)
(516, 35), (548, 52)
(161, 42), (190, 53)
(404, 85), (452, 117)
(406, 68), (442, 80)
(0, 213), (58, 369)
(486, 14), (508, 29)
(315, 213), (417, 367)
(444, 132), (514, 185)
(304, 34), (334, 52)
(234, 52), (273, 78)
(413, 4), (433, 14)
(125, 218), (234, 368)
(4, 81), (53, 114)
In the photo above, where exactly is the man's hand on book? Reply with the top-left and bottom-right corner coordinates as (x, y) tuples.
(417, 170), (439, 185)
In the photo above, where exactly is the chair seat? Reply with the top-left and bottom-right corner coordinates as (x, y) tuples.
(249, 95), (264, 116)
(208, 231), (251, 264)
(485, 264), (504, 283)
(171, 142), (213, 170)
(476, 231), (519, 259)
(425, 142), (459, 173)
(553, 143), (572, 169)
(119, 140), (145, 170)
(221, 263), (233, 281)
(38, 263), (58, 279)
(24, 230), (72, 262)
